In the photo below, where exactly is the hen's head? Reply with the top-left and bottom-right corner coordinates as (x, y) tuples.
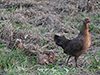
(84, 18), (90, 24)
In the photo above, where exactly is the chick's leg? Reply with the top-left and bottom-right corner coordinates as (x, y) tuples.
(65, 55), (71, 66)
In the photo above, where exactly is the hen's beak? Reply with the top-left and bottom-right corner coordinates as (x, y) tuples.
(88, 20), (90, 23)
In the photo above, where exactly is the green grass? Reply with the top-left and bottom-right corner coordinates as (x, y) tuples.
(0, 44), (37, 74)
(0, 45), (69, 75)
(88, 49), (100, 71)
(0, 44), (77, 75)
(1, 44), (99, 75)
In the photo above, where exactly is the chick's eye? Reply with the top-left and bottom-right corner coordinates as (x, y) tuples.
(17, 41), (20, 43)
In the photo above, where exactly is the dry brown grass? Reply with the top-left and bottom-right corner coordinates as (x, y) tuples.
(0, 0), (100, 74)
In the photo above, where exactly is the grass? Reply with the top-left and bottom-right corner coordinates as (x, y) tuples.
(0, 0), (100, 75)
(36, 65), (69, 75)
(0, 44), (69, 75)
(88, 49), (100, 70)
(0, 43), (99, 75)
(0, 45), (37, 74)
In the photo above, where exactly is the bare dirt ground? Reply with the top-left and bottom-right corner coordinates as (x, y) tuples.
(0, 0), (100, 75)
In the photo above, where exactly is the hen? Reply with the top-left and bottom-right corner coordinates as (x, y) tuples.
(54, 18), (91, 67)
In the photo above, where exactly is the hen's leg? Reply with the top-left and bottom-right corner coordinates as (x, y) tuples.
(65, 55), (71, 65)
(75, 57), (78, 67)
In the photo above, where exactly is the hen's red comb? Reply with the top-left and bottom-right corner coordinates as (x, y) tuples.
(85, 18), (90, 21)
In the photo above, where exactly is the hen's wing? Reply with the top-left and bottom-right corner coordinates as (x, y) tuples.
(64, 37), (84, 56)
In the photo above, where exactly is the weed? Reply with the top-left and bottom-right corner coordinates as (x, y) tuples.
(36, 65), (69, 75)
(41, 29), (45, 34)
(88, 50), (100, 71)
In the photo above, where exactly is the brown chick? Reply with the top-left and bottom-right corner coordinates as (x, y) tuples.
(54, 18), (91, 67)
(8, 39), (22, 50)
(43, 50), (55, 63)
(37, 50), (55, 65)
(37, 53), (49, 65)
